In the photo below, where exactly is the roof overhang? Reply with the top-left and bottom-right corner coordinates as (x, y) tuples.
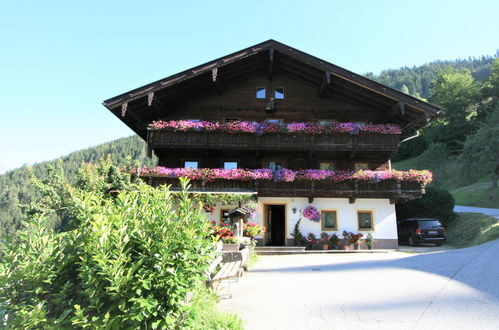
(103, 39), (442, 140)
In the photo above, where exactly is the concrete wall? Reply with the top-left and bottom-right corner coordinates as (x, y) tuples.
(209, 197), (398, 248)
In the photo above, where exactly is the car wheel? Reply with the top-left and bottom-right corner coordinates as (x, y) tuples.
(409, 236), (416, 247)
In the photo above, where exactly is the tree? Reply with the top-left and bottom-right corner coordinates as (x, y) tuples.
(396, 187), (455, 226)
(458, 105), (499, 187)
(426, 68), (481, 152)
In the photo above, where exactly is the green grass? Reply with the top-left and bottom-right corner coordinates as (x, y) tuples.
(184, 285), (244, 329)
(447, 212), (499, 248)
(393, 157), (499, 208)
(248, 249), (259, 269)
(392, 157), (421, 171)
(451, 182), (499, 208)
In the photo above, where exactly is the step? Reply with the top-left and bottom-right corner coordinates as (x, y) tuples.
(255, 249), (394, 255)
(254, 246), (306, 252)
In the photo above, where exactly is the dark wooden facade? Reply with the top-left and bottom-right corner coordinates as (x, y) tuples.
(103, 40), (440, 201)
(147, 176), (423, 203)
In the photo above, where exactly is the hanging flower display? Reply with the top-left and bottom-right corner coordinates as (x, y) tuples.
(134, 167), (433, 186)
(148, 120), (402, 135)
(302, 205), (321, 222)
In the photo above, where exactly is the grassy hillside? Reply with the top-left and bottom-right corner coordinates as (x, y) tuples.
(446, 212), (499, 247)
(393, 157), (499, 208)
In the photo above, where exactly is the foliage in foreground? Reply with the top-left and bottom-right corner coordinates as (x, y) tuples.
(183, 286), (244, 330)
(0, 160), (221, 328)
(446, 212), (499, 248)
(396, 187), (455, 226)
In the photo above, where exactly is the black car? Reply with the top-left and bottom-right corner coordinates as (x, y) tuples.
(397, 218), (447, 246)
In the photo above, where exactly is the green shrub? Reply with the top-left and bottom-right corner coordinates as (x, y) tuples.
(396, 187), (456, 226)
(0, 168), (217, 328)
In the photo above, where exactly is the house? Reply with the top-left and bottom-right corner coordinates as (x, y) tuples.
(102, 40), (440, 248)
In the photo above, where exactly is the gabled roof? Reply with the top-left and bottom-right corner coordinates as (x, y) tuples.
(103, 39), (441, 139)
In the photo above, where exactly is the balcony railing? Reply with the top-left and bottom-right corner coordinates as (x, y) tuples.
(142, 176), (424, 202)
(147, 130), (400, 152)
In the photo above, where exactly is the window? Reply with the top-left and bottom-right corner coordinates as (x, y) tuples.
(256, 87), (266, 99)
(320, 162), (335, 171)
(224, 162), (238, 170)
(355, 162), (369, 171)
(224, 117), (239, 123)
(220, 208), (231, 225)
(265, 119), (283, 124)
(274, 87), (285, 99)
(357, 210), (374, 230)
(321, 210), (338, 230)
(184, 161), (198, 169)
(267, 162), (283, 171)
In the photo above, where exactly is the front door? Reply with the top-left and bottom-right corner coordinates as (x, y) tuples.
(265, 204), (286, 246)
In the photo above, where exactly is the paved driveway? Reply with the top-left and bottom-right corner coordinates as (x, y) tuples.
(219, 240), (499, 330)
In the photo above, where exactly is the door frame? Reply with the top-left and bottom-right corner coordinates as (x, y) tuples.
(263, 203), (288, 246)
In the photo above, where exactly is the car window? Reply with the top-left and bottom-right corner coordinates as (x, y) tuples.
(418, 220), (442, 229)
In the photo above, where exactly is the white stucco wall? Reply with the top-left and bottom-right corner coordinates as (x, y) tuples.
(209, 197), (397, 241)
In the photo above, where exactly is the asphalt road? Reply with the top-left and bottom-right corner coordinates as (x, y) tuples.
(219, 240), (499, 330)
(454, 205), (499, 219)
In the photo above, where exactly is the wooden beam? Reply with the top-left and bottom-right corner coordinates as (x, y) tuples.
(120, 103), (128, 117)
(384, 102), (405, 122)
(268, 48), (274, 80)
(402, 112), (432, 133)
(147, 92), (164, 117)
(212, 68), (222, 95)
(318, 71), (331, 97)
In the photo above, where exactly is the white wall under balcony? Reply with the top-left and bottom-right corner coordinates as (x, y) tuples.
(209, 197), (397, 241)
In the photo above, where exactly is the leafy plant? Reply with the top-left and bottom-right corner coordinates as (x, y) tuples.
(0, 161), (218, 328)
(290, 218), (307, 246)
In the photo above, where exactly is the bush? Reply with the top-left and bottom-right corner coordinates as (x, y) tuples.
(396, 187), (456, 226)
(0, 171), (217, 328)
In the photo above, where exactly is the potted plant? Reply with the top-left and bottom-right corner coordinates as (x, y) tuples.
(365, 233), (376, 250)
(342, 231), (352, 250)
(350, 233), (364, 250)
(320, 232), (330, 250)
(306, 233), (318, 250)
(222, 236), (240, 251)
(329, 233), (340, 250)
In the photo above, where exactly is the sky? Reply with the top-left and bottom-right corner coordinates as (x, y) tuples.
(0, 0), (498, 174)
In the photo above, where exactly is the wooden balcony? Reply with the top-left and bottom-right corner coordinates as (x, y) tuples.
(143, 176), (424, 203)
(147, 130), (400, 152)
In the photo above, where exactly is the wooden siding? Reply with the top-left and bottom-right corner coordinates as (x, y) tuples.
(144, 176), (424, 202)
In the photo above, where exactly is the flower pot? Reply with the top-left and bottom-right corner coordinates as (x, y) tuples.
(367, 245), (373, 250)
(322, 243), (329, 250)
(344, 245), (349, 251)
(222, 243), (240, 252)
(353, 243), (360, 250)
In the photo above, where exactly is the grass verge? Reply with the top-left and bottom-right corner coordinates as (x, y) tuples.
(447, 212), (499, 248)
(248, 249), (259, 269)
(183, 285), (244, 329)
(450, 183), (499, 208)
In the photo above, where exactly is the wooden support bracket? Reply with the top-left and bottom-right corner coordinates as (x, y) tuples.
(318, 71), (331, 97)
(147, 92), (165, 117)
(268, 48), (274, 80)
(212, 68), (222, 95)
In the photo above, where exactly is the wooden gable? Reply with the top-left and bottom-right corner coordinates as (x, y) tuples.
(103, 40), (441, 139)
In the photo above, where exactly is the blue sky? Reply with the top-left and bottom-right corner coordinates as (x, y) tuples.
(1, 0), (498, 173)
